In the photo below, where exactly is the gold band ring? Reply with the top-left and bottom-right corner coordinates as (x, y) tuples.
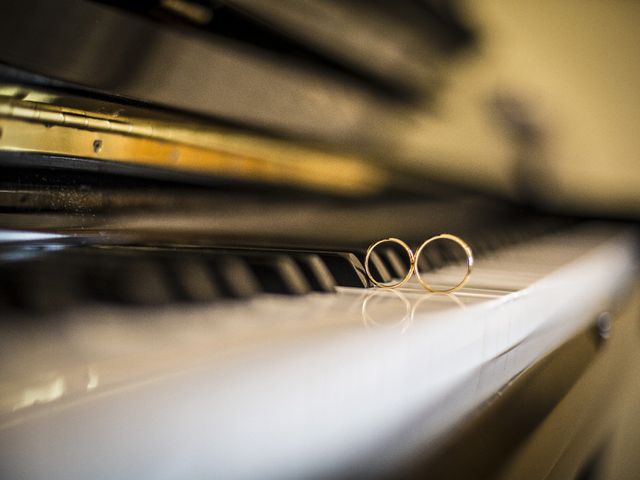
(414, 233), (474, 294)
(364, 237), (415, 288)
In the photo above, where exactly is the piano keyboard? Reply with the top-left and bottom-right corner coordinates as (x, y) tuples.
(0, 217), (564, 312)
(0, 222), (637, 479)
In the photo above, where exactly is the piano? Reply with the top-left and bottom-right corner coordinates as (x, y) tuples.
(1, 1), (640, 479)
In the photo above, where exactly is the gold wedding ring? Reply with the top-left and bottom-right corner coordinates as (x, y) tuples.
(414, 233), (474, 294)
(364, 237), (415, 288)
(365, 233), (474, 294)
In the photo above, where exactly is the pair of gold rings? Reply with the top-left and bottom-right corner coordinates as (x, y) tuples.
(364, 233), (473, 294)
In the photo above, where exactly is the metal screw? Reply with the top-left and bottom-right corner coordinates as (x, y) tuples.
(92, 139), (103, 153)
(596, 311), (612, 340)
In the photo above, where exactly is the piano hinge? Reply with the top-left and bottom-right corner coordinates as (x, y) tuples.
(0, 85), (390, 195)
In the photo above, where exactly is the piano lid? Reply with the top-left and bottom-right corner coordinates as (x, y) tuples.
(1, 0), (639, 218)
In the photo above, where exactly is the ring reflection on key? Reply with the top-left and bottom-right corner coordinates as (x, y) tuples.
(410, 292), (467, 320)
(414, 233), (474, 294)
(362, 290), (466, 332)
(361, 289), (412, 332)
(365, 238), (414, 288)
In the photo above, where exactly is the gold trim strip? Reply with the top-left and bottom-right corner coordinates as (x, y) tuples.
(0, 87), (389, 195)
(0, 118), (387, 194)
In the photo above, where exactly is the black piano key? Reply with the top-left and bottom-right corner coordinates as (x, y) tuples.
(513, 227), (530, 242)
(468, 236), (488, 257)
(483, 232), (505, 252)
(117, 260), (174, 305)
(419, 244), (446, 270)
(291, 254), (337, 292)
(374, 249), (397, 278)
(165, 258), (221, 302)
(371, 251), (393, 283)
(437, 243), (453, 264)
(210, 256), (261, 298)
(1, 259), (78, 312)
(380, 247), (411, 279)
(353, 250), (392, 284)
(496, 230), (515, 248)
(87, 256), (174, 305)
(0, 285), (10, 312)
(316, 252), (369, 288)
(416, 251), (432, 272)
(243, 254), (311, 295)
(440, 241), (467, 264)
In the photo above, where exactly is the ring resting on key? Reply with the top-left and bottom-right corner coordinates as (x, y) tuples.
(414, 233), (474, 294)
(364, 237), (415, 289)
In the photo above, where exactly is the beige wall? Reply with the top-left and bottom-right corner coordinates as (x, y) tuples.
(397, 1), (640, 216)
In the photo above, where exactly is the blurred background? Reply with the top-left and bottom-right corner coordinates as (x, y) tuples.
(395, 0), (640, 217)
